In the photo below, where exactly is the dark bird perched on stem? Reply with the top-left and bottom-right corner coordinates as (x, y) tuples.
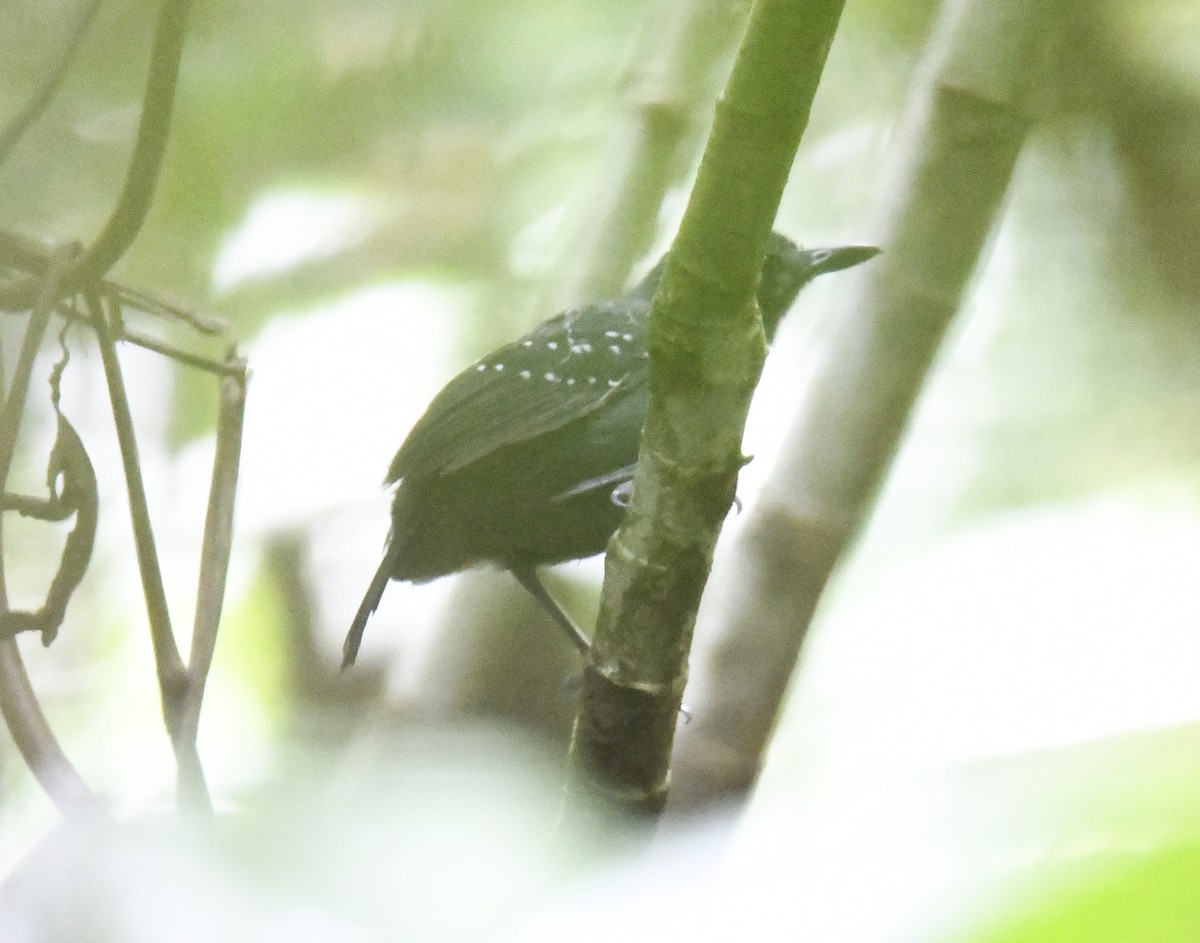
(345, 233), (878, 666)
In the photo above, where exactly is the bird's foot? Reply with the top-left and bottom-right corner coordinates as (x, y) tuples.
(510, 565), (591, 655)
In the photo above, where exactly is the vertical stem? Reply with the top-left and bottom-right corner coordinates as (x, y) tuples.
(175, 368), (247, 810)
(72, 0), (195, 287)
(88, 291), (209, 811)
(570, 0), (848, 815)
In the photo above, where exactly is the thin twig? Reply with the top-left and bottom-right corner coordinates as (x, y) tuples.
(115, 327), (245, 376)
(3, 231), (228, 336)
(0, 0), (106, 167)
(0, 247), (108, 824)
(0, 644), (110, 826)
(0, 0), (196, 309)
(59, 292), (235, 374)
(0, 249), (69, 499)
(109, 281), (227, 335)
(84, 291), (193, 734)
(175, 368), (246, 811)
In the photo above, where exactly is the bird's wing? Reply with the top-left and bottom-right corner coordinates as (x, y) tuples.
(387, 299), (650, 482)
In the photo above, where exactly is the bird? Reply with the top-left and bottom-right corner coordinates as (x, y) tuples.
(345, 233), (878, 666)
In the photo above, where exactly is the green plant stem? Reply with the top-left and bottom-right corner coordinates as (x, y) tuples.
(73, 0), (193, 286)
(569, 0), (848, 815)
(673, 0), (1050, 807)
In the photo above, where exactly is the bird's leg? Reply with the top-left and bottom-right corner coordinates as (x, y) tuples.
(509, 565), (590, 655)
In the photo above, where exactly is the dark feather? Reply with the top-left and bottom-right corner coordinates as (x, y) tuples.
(388, 298), (652, 481)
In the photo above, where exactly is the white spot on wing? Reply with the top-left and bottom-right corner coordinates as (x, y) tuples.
(519, 370), (531, 379)
(545, 372), (557, 382)
(547, 341), (558, 350)
(609, 345), (621, 354)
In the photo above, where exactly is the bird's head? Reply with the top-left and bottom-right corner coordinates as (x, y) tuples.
(757, 233), (879, 340)
(631, 232), (878, 335)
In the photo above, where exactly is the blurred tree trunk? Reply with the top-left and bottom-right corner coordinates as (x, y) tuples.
(671, 0), (1055, 810)
(1070, 2), (1200, 307)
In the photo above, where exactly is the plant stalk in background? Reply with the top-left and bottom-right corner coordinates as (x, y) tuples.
(672, 0), (1053, 808)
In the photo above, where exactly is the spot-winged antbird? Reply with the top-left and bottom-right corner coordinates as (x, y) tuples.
(345, 233), (879, 666)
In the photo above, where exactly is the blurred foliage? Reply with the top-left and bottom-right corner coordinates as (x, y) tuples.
(963, 722), (1200, 943)
(2, 0), (1200, 938)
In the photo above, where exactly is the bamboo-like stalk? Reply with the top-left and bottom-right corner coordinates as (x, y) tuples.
(568, 0), (849, 815)
(1075, 3), (1200, 302)
(566, 0), (753, 303)
(672, 0), (1053, 807)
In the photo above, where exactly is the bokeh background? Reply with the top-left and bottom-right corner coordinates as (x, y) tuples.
(2, 0), (1200, 939)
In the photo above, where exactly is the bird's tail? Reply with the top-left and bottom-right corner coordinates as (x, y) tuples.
(343, 543), (398, 668)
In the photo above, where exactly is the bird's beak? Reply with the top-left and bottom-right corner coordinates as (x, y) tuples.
(802, 244), (881, 277)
